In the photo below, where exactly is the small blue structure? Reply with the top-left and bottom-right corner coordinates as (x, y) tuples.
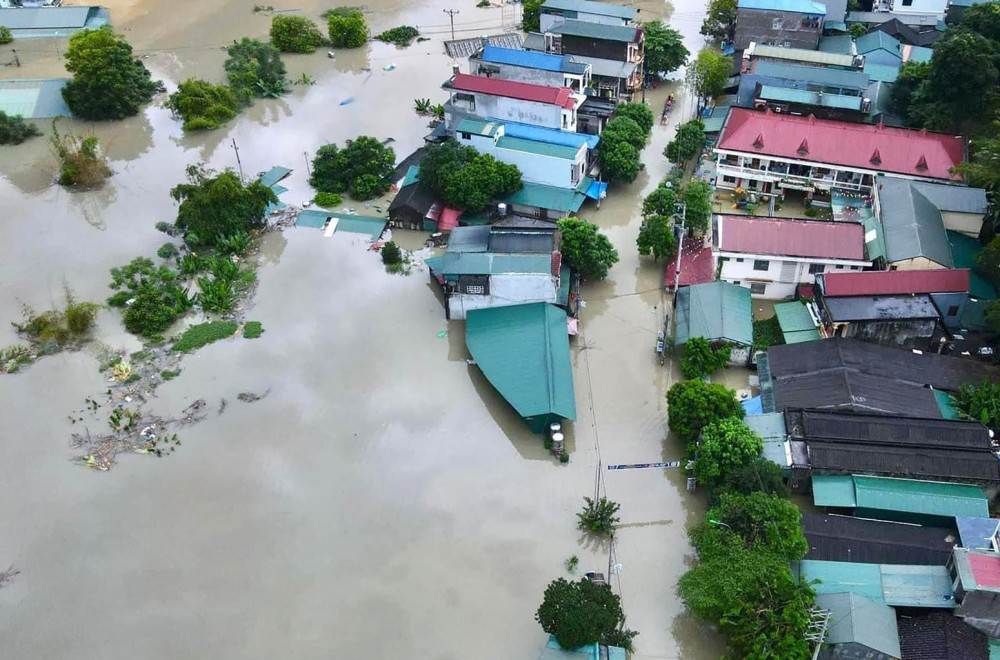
(538, 635), (627, 660)
(0, 6), (110, 38)
(0, 78), (71, 118)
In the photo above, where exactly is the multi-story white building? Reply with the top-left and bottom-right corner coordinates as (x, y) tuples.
(442, 72), (585, 133)
(714, 215), (871, 299)
(714, 108), (967, 204)
(469, 45), (591, 92)
(539, 0), (638, 33)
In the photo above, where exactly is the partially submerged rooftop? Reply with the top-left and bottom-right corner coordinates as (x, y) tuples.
(674, 281), (753, 347)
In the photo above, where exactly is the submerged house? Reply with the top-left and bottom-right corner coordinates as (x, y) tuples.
(465, 303), (576, 434)
(674, 281), (754, 366)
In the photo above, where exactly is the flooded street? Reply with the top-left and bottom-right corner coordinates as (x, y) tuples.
(0, 0), (726, 657)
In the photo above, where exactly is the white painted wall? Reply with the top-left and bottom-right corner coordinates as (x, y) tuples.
(717, 251), (870, 299)
(942, 211), (985, 238)
(448, 274), (557, 320)
(892, 0), (948, 16)
(447, 91), (575, 130)
(540, 10), (629, 33)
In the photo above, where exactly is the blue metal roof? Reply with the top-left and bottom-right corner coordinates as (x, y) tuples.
(494, 118), (599, 150)
(0, 78), (71, 118)
(957, 517), (1000, 550)
(479, 45), (588, 75)
(738, 0), (826, 14)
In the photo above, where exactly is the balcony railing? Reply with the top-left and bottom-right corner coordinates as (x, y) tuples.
(715, 163), (868, 191)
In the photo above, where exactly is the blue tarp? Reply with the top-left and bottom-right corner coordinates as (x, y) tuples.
(742, 396), (764, 415)
(584, 180), (608, 201)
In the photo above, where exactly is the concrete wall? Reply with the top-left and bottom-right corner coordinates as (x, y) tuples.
(734, 8), (824, 50)
(718, 253), (868, 299)
(447, 274), (557, 320)
(889, 256), (950, 270)
(892, 0), (948, 16)
(469, 58), (588, 91)
(942, 211), (985, 238)
(540, 10), (629, 33)
(445, 92), (569, 131)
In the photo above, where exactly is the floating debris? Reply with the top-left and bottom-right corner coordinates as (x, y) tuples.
(0, 565), (19, 589)
(237, 389), (270, 403)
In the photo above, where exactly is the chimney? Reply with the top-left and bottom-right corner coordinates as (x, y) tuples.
(797, 138), (809, 155)
(753, 133), (765, 149)
(482, 36), (489, 48)
(452, 63), (460, 76)
(870, 148), (881, 165)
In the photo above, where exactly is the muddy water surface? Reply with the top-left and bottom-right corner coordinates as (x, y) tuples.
(0, 0), (727, 657)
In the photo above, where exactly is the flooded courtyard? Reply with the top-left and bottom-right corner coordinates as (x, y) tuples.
(0, 0), (728, 657)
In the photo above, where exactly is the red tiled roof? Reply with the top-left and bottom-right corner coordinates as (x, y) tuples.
(664, 239), (715, 289)
(822, 268), (970, 296)
(447, 73), (576, 109)
(717, 108), (966, 181)
(718, 215), (866, 260)
(969, 553), (1000, 590)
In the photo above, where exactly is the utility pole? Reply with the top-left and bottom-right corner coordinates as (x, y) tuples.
(231, 138), (245, 183)
(303, 151), (311, 177)
(443, 8), (460, 41)
(672, 202), (687, 300)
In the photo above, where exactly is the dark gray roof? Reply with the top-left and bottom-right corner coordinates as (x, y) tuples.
(446, 226), (492, 253)
(877, 177), (956, 267)
(546, 19), (640, 43)
(388, 181), (435, 217)
(792, 409), (993, 451)
(897, 611), (989, 660)
(393, 147), (427, 180)
(752, 60), (871, 91)
(492, 215), (559, 230)
(822, 294), (941, 322)
(772, 367), (942, 417)
(488, 229), (555, 254)
(806, 440), (1000, 482)
(803, 513), (958, 565)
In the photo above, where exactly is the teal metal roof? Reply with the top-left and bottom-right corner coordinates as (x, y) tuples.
(799, 560), (956, 607)
(538, 635), (626, 660)
(815, 592), (901, 658)
(456, 117), (502, 138)
(503, 181), (586, 213)
(745, 413), (789, 468)
(948, 230), (997, 300)
(774, 301), (821, 343)
(675, 281), (753, 347)
(541, 0), (638, 20)
(856, 31), (902, 56)
(738, 0), (826, 13)
(854, 475), (989, 519)
(819, 35), (855, 54)
(400, 165), (420, 188)
(863, 216), (887, 262)
(437, 252), (552, 276)
(757, 85), (864, 111)
(465, 303), (576, 429)
(496, 135), (580, 160)
(334, 215), (387, 239)
(547, 19), (640, 43)
(446, 225), (492, 253)
(864, 62), (900, 83)
(934, 389), (961, 420)
(295, 209), (329, 228)
(557, 263), (571, 306)
(259, 166), (292, 188)
(906, 45), (933, 63)
(0, 78), (71, 118)
(801, 560), (884, 601)
(813, 475), (858, 507)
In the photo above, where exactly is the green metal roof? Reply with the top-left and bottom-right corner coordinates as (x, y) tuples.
(456, 117), (502, 138)
(801, 560), (884, 601)
(757, 85), (864, 111)
(465, 303), (576, 431)
(819, 35), (855, 54)
(863, 62), (900, 83)
(437, 252), (552, 277)
(856, 475), (989, 518)
(259, 166), (291, 188)
(400, 165), (420, 188)
(675, 281), (753, 347)
(496, 135), (580, 160)
(547, 19), (640, 43)
(799, 560), (956, 608)
(934, 389), (961, 420)
(906, 45), (933, 63)
(334, 215), (388, 239)
(863, 216), (887, 262)
(856, 31), (902, 57)
(503, 181), (586, 213)
(557, 264), (571, 307)
(815, 592), (901, 658)
(813, 475), (857, 507)
(774, 301), (820, 344)
(948, 231), (997, 300)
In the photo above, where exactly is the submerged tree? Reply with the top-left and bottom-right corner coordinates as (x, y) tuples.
(557, 218), (620, 281)
(310, 136), (396, 201)
(170, 165), (276, 247)
(536, 578), (636, 651)
(576, 496), (621, 536)
(224, 38), (287, 102)
(167, 79), (241, 131)
(270, 14), (327, 53)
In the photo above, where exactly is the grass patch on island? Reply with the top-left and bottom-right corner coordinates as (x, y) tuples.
(171, 321), (238, 353)
(243, 321), (264, 339)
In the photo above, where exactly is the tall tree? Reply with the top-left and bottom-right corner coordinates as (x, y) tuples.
(697, 492), (807, 560)
(681, 336), (731, 379)
(665, 119), (706, 166)
(170, 166), (277, 247)
(536, 578), (635, 651)
(693, 418), (762, 487)
(602, 116), (647, 151)
(62, 27), (162, 120)
(225, 38), (287, 102)
(890, 61), (930, 124)
(700, 0), (737, 41)
(441, 154), (522, 211)
(686, 48), (733, 108)
(600, 140), (641, 184)
(417, 139), (478, 197)
(962, 0), (1000, 41)
(642, 184), (677, 218)
(925, 29), (999, 130)
(327, 8), (368, 48)
(522, 0), (543, 32)
(666, 379), (743, 447)
(270, 15), (327, 53)
(614, 102), (655, 135)
(680, 179), (714, 235)
(637, 214), (677, 260)
(557, 218), (620, 281)
(643, 21), (690, 78)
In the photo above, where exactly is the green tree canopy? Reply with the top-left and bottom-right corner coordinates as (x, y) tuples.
(700, 0), (737, 40)
(170, 165), (276, 247)
(665, 119), (706, 166)
(680, 179), (713, 235)
(167, 79), (240, 131)
(637, 214), (677, 260)
(418, 139), (478, 197)
(535, 578), (633, 650)
(61, 26), (162, 120)
(441, 153), (522, 211)
(925, 29), (999, 130)
(327, 8), (368, 48)
(693, 417), (762, 486)
(600, 140), (641, 184)
(890, 61), (930, 124)
(603, 116), (647, 151)
(522, 0), (543, 32)
(711, 456), (788, 505)
(309, 136), (396, 201)
(698, 491), (807, 560)
(557, 218), (620, 281)
(848, 23), (868, 38)
(686, 48), (732, 107)
(963, 0), (1000, 41)
(957, 379), (1000, 429)
(978, 235), (1000, 288)
(643, 21), (690, 78)
(642, 183), (677, 218)
(225, 38), (287, 102)
(614, 102), (655, 135)
(270, 15), (327, 53)
(667, 379), (743, 447)
(680, 336), (731, 379)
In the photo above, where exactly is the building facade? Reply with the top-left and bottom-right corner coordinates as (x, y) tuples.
(469, 45), (591, 92)
(442, 72), (585, 132)
(539, 0), (638, 33)
(733, 0), (827, 50)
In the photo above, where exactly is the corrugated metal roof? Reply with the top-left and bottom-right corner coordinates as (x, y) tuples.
(456, 117), (502, 137)
(854, 475), (989, 518)
(745, 412), (789, 467)
(797, 409), (992, 450)
(934, 389), (961, 420)
(863, 216), (887, 263)
(437, 252), (553, 276)
(898, 611), (990, 660)
(541, 0), (638, 19)
(799, 559), (956, 607)
(803, 513), (958, 565)
(503, 181), (586, 213)
(956, 517), (1000, 551)
(819, 34), (855, 54)
(905, 45), (933, 63)
(953, 547), (1000, 592)
(910, 180), (988, 214)
(774, 301), (820, 344)
(738, 0), (826, 14)
(331, 215), (387, 239)
(752, 43), (856, 68)
(478, 45), (588, 75)
(674, 281), (753, 347)
(495, 118), (599, 149)
(820, 269), (970, 296)
(822, 293), (940, 321)
(717, 215), (866, 260)
(753, 60), (870, 90)
(488, 229), (555, 254)
(816, 592), (901, 658)
(0, 6), (91, 29)
(877, 178), (955, 267)
(808, 442), (1000, 482)
(447, 226), (492, 253)
(465, 303), (576, 428)
(800, 560), (885, 600)
(716, 108), (966, 182)
(547, 19), (640, 43)
(857, 31), (901, 56)
(757, 85), (864, 110)
(497, 135), (581, 160)
(584, 55), (637, 79)
(813, 474), (858, 507)
(0, 78), (71, 118)
(400, 165), (421, 188)
(864, 62), (900, 83)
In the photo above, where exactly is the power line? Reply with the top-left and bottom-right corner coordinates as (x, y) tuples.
(442, 8), (461, 41)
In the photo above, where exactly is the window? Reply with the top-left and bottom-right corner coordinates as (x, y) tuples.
(808, 263), (825, 275)
(750, 282), (767, 295)
(948, 305), (960, 317)
(736, 258), (745, 263)
(466, 285), (485, 295)
(461, 132), (470, 140)
(753, 259), (770, 271)
(903, 0), (913, 5)
(454, 92), (476, 110)
(772, 18), (782, 29)
(719, 256), (730, 262)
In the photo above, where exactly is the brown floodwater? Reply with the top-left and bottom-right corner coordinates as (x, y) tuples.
(0, 0), (728, 657)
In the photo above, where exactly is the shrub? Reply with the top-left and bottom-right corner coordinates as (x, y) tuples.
(374, 26), (419, 46)
(161, 369), (181, 380)
(313, 191), (343, 208)
(216, 231), (252, 256)
(15, 288), (99, 345)
(171, 321), (238, 352)
(752, 315), (784, 353)
(0, 111), (42, 145)
(109, 257), (194, 337)
(197, 276), (237, 313)
(0, 26), (12, 45)
(957, 379), (1000, 429)
(576, 497), (620, 536)
(167, 79), (241, 131)
(157, 242), (179, 259)
(243, 321), (264, 339)
(270, 14), (326, 53)
(51, 124), (111, 188)
(224, 38), (287, 103)
(680, 336), (732, 379)
(698, 491), (808, 560)
(123, 288), (181, 336)
(327, 8), (368, 48)
(380, 241), (403, 265)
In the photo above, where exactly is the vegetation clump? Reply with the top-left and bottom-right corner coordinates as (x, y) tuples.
(62, 26), (162, 120)
(0, 111), (42, 145)
(313, 191), (343, 208)
(957, 379), (1000, 429)
(686, 48), (732, 108)
(0, 26), (12, 45)
(416, 139), (522, 211)
(0, 345), (34, 374)
(224, 38), (287, 102)
(108, 257), (194, 337)
(576, 496), (620, 536)
(14, 289), (99, 346)
(375, 26), (419, 46)
(242, 321), (264, 339)
(667, 379), (743, 449)
(326, 8), (368, 48)
(167, 79), (241, 131)
(692, 418), (764, 487)
(536, 578), (637, 652)
(51, 123), (112, 188)
(680, 336), (731, 379)
(643, 20), (689, 78)
(310, 136), (396, 201)
(636, 214), (676, 261)
(270, 14), (327, 53)
(171, 321), (238, 352)
(752, 314), (784, 353)
(380, 241), (403, 265)
(522, 0), (542, 31)
(170, 165), (276, 247)
(556, 218), (619, 281)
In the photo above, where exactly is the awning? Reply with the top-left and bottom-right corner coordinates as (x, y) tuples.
(584, 179), (608, 201)
(439, 207), (463, 231)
